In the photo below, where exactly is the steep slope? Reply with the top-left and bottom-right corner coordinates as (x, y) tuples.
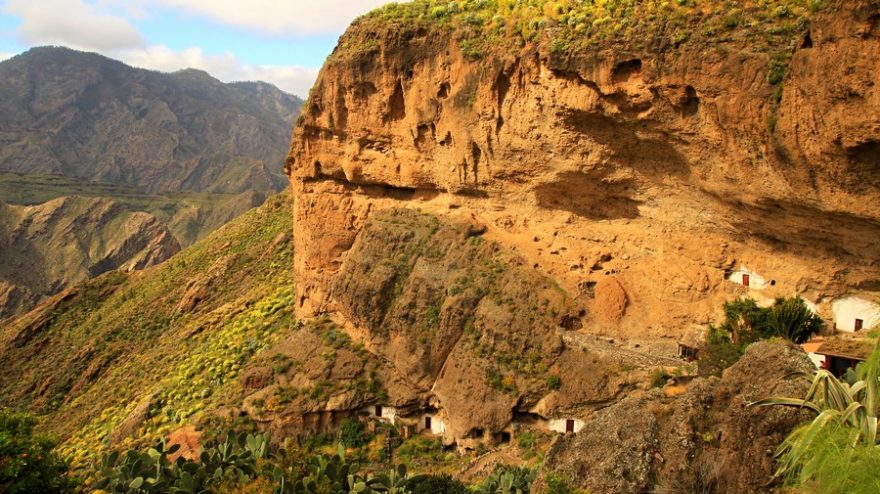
(0, 193), (294, 471)
(288, 0), (880, 339)
(0, 197), (180, 318)
(0, 46), (302, 195)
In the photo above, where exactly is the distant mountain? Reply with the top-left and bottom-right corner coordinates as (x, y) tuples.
(0, 46), (302, 195)
(0, 46), (302, 319)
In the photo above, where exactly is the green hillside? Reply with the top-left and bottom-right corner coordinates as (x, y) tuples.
(341, 0), (821, 60)
(0, 193), (293, 473)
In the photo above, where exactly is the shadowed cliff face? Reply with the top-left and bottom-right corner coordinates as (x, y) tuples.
(288, 0), (880, 341)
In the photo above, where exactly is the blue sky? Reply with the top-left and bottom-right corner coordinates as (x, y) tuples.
(0, 0), (397, 97)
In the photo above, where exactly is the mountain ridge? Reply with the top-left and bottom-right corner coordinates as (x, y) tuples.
(0, 45), (302, 195)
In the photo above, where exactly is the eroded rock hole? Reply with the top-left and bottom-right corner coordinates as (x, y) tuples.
(386, 81), (406, 121)
(801, 31), (813, 48)
(437, 82), (450, 99)
(612, 59), (642, 83)
(439, 132), (453, 147)
(559, 314), (583, 331)
(471, 143), (482, 183)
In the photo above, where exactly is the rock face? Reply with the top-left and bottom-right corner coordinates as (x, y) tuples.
(282, 209), (636, 446)
(288, 0), (880, 338)
(0, 46), (302, 195)
(538, 341), (816, 494)
(0, 197), (180, 318)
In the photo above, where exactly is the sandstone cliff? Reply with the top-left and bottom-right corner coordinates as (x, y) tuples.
(285, 0), (879, 460)
(288, 0), (880, 338)
(0, 196), (180, 318)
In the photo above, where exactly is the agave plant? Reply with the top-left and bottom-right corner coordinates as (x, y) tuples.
(751, 343), (880, 489)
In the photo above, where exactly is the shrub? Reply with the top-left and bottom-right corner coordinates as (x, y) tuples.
(649, 370), (672, 388)
(412, 474), (470, 494)
(93, 432), (269, 493)
(0, 409), (74, 494)
(546, 375), (561, 390)
(544, 473), (585, 494)
(340, 418), (368, 448)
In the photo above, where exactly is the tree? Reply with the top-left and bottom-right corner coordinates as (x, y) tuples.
(702, 296), (824, 374)
(766, 296), (824, 344)
(0, 409), (74, 494)
(751, 343), (880, 493)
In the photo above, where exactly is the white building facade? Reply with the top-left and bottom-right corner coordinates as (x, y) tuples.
(548, 418), (584, 434)
(832, 296), (880, 333)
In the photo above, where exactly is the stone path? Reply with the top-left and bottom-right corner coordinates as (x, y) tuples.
(562, 332), (687, 369)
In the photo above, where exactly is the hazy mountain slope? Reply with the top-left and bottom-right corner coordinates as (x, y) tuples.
(0, 172), (264, 246)
(0, 46), (302, 195)
(0, 47), (302, 318)
(0, 196), (180, 318)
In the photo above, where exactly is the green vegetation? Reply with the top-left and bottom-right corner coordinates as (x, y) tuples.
(340, 419), (369, 449)
(93, 432), (269, 494)
(700, 296), (823, 374)
(475, 465), (535, 494)
(546, 375), (561, 391)
(543, 474), (585, 494)
(396, 436), (446, 466)
(412, 474), (470, 494)
(0, 193), (293, 476)
(345, 0), (824, 61)
(752, 343), (880, 493)
(0, 410), (74, 494)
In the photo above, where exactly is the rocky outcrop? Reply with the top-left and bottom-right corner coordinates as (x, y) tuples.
(0, 196), (180, 318)
(537, 341), (816, 493)
(244, 209), (640, 446)
(288, 0), (880, 339)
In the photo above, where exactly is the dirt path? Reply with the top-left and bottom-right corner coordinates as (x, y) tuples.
(563, 333), (686, 369)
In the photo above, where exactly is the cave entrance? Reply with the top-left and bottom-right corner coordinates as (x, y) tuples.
(742, 274), (750, 287)
(375, 405), (383, 418)
(855, 319), (864, 332)
(424, 416), (432, 430)
(565, 420), (575, 433)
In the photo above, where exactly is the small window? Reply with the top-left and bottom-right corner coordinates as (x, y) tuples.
(424, 416), (432, 430)
(855, 319), (864, 332)
(742, 274), (750, 287)
(375, 405), (383, 417)
(566, 419), (575, 433)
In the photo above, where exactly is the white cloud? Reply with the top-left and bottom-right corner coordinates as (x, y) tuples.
(152, 0), (396, 35)
(3, 0), (144, 50)
(116, 45), (318, 97)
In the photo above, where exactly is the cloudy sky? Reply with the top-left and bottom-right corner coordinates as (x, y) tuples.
(0, 0), (396, 97)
